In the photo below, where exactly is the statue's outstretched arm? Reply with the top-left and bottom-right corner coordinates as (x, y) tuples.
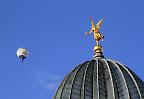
(85, 29), (93, 35)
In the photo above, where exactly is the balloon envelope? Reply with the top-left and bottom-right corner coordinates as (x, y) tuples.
(16, 48), (28, 58)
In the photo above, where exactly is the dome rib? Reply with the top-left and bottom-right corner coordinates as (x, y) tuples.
(69, 61), (90, 98)
(61, 66), (82, 98)
(126, 67), (144, 98)
(101, 59), (115, 99)
(70, 61), (90, 99)
(54, 66), (80, 98)
(85, 60), (95, 98)
(107, 59), (130, 99)
(98, 59), (108, 99)
(96, 59), (100, 99)
(69, 64), (82, 99)
(81, 60), (91, 99)
(108, 60), (130, 99)
(60, 68), (77, 98)
(70, 65), (82, 98)
(93, 59), (99, 99)
(116, 62), (142, 99)
(54, 71), (71, 98)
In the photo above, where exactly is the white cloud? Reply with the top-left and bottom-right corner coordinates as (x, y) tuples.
(33, 71), (62, 91)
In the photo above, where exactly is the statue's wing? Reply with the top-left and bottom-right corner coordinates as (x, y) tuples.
(96, 18), (104, 30)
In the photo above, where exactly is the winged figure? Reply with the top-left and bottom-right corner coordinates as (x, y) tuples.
(85, 17), (104, 45)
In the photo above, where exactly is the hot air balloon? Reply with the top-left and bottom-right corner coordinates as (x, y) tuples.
(16, 48), (28, 62)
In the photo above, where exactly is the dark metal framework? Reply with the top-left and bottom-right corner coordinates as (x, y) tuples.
(53, 59), (144, 99)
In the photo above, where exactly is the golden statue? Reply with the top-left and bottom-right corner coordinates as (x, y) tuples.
(85, 17), (104, 45)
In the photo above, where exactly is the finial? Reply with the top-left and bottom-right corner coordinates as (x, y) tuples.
(85, 17), (104, 58)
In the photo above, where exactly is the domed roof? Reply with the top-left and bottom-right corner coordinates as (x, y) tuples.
(53, 58), (144, 99)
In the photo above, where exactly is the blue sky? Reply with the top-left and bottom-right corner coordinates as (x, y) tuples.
(0, 0), (144, 99)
